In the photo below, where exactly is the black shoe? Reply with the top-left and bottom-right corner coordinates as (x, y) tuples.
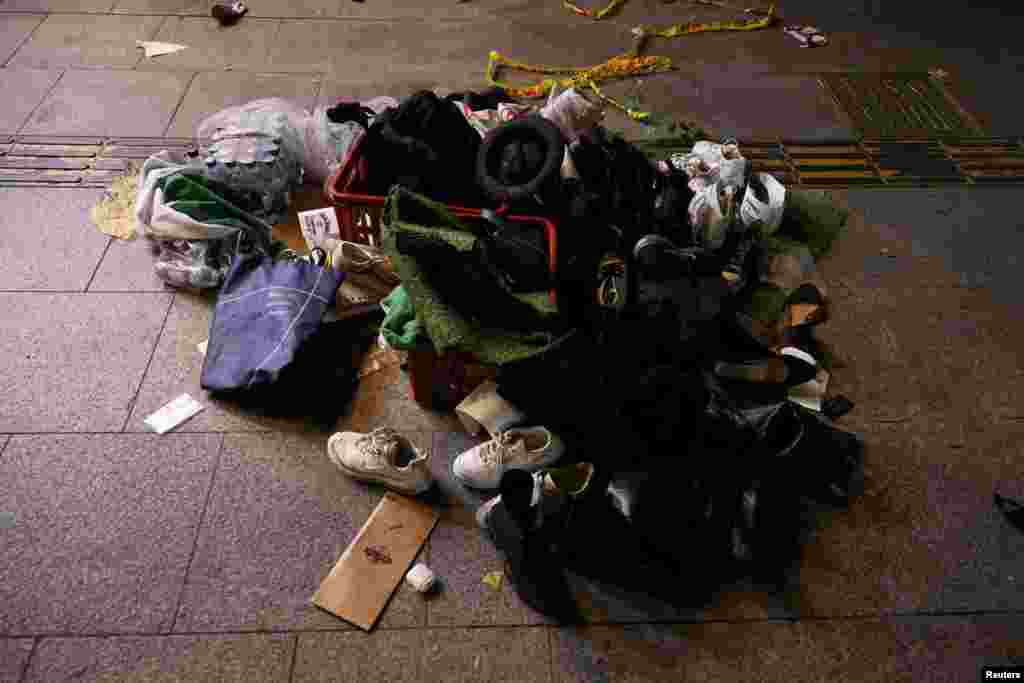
(633, 234), (700, 282)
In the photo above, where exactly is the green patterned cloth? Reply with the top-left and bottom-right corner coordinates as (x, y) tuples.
(382, 187), (565, 365)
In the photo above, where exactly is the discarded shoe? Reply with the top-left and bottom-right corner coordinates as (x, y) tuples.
(714, 347), (818, 387)
(324, 238), (400, 286)
(328, 427), (433, 495)
(633, 234), (707, 282)
(453, 427), (565, 490)
(475, 463), (593, 530)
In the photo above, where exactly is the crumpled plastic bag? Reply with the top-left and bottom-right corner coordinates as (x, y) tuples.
(676, 140), (786, 249)
(198, 97), (376, 193)
(198, 98), (307, 223)
(540, 86), (605, 142)
(153, 239), (232, 290)
(134, 151), (273, 244)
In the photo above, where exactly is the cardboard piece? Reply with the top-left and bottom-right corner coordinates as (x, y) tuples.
(312, 493), (439, 631)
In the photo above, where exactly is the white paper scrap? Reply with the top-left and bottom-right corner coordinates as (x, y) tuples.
(145, 394), (204, 434)
(136, 41), (188, 58)
(197, 339), (208, 355)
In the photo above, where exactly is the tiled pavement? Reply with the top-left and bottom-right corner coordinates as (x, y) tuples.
(2, 2), (1024, 682)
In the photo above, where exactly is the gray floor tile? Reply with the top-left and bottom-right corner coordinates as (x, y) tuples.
(125, 292), (324, 433)
(426, 505), (535, 627)
(270, 17), (623, 79)
(245, 0), (343, 18)
(0, 13), (43, 65)
(422, 626), (552, 683)
(23, 70), (192, 136)
(7, 14), (161, 69)
(173, 431), (428, 631)
(0, 639), (34, 683)
(111, 0), (209, 13)
(553, 616), (1024, 683)
(315, 77), (481, 110)
(140, 17), (279, 72)
(0, 0), (113, 11)
(0, 293), (171, 432)
(293, 631), (423, 683)
(165, 71), (320, 138)
(603, 70), (853, 142)
(0, 188), (108, 291)
(0, 69), (61, 133)
(23, 634), (293, 683)
(88, 233), (169, 292)
(0, 434), (221, 635)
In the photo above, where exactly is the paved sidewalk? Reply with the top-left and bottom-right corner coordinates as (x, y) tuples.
(1, 2), (1023, 681)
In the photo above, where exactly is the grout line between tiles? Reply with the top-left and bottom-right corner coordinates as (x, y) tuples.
(83, 238), (115, 293)
(161, 70), (198, 137)
(168, 433), (226, 634)
(16, 637), (39, 683)
(4, 609), (1024, 640)
(546, 624), (557, 683)
(119, 291), (176, 433)
(285, 634), (299, 683)
(1, 13), (47, 69)
(15, 67), (65, 135)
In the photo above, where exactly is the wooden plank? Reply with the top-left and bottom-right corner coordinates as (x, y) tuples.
(312, 493), (438, 631)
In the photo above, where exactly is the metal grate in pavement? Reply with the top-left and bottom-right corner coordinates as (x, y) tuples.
(819, 72), (984, 138)
(0, 135), (201, 188)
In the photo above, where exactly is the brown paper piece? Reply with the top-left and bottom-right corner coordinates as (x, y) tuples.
(312, 493), (438, 631)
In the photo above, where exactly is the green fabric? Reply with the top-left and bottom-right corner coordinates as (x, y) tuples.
(382, 188), (565, 365)
(381, 285), (427, 350)
(774, 189), (848, 259)
(738, 190), (849, 329)
(158, 173), (260, 229)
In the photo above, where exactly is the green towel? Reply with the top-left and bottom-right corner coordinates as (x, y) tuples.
(382, 188), (566, 365)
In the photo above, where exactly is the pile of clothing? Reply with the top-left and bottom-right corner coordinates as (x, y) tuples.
(126, 84), (861, 625)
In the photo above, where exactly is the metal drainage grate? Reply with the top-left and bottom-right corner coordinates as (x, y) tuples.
(0, 135), (201, 188)
(820, 72), (984, 139)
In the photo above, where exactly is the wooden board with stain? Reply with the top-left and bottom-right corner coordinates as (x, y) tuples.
(312, 493), (439, 631)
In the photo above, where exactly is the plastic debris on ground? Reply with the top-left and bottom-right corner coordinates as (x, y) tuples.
(482, 571), (504, 591)
(136, 41), (188, 58)
(144, 394), (204, 434)
(784, 25), (828, 47)
(90, 167), (139, 239)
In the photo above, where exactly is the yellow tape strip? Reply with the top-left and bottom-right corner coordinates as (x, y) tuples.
(641, 5), (774, 37)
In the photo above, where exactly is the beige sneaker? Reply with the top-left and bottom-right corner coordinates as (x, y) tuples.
(453, 427), (565, 490)
(324, 239), (400, 286)
(328, 427), (433, 495)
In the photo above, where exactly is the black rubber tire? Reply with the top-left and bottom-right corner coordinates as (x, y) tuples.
(475, 115), (566, 203)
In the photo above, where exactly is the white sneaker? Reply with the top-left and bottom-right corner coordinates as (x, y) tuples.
(328, 427), (433, 495)
(453, 427), (564, 490)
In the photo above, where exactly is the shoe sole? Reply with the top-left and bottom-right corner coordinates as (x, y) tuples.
(328, 449), (433, 496)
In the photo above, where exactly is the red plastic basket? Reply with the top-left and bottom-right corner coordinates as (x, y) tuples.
(323, 129), (561, 407)
(323, 130), (558, 280)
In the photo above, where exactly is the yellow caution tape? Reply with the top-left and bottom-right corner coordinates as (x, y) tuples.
(486, 50), (674, 120)
(486, 4), (774, 121)
(639, 5), (775, 37)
